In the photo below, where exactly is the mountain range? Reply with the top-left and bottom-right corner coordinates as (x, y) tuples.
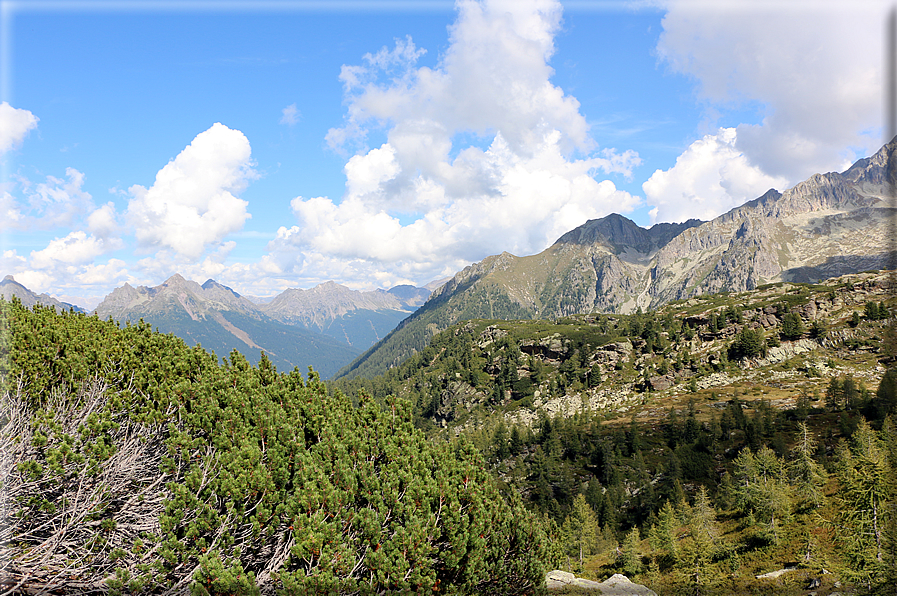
(87, 275), (436, 378)
(0, 275), (84, 313)
(6, 140), (895, 382)
(1, 273), (434, 379)
(336, 138), (897, 380)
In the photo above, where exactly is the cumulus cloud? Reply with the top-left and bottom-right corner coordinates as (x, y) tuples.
(29, 230), (120, 270)
(1, 167), (96, 231)
(14, 259), (132, 295)
(86, 202), (120, 239)
(643, 128), (789, 224)
(0, 102), (38, 154)
(277, 0), (641, 286)
(657, 0), (885, 183)
(126, 123), (255, 260)
(280, 103), (301, 126)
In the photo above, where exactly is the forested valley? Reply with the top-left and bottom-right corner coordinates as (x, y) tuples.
(332, 271), (897, 595)
(2, 270), (897, 594)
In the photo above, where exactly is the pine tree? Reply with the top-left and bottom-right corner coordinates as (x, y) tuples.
(826, 377), (844, 412)
(728, 327), (765, 360)
(653, 500), (680, 568)
(621, 527), (644, 577)
(780, 312), (804, 340)
(683, 486), (721, 593)
(870, 367), (897, 421)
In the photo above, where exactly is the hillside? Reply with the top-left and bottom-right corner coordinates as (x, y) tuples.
(93, 274), (360, 379)
(0, 275), (84, 312)
(336, 140), (897, 381)
(258, 281), (427, 348)
(334, 270), (895, 434)
(0, 297), (553, 595)
(332, 270), (897, 594)
(2, 271), (895, 594)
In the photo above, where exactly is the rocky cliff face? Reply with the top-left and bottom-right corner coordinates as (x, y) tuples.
(94, 274), (258, 321)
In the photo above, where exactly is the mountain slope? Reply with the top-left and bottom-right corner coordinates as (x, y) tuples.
(258, 281), (429, 349)
(336, 139), (896, 380)
(94, 274), (360, 378)
(0, 276), (84, 312)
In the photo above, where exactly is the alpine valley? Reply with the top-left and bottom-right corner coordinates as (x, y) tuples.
(3, 142), (897, 596)
(90, 276), (435, 379)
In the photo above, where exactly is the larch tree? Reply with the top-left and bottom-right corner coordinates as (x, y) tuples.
(834, 419), (893, 591)
(561, 493), (600, 570)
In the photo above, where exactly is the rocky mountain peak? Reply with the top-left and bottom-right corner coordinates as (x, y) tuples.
(0, 276), (82, 312)
(554, 213), (702, 256)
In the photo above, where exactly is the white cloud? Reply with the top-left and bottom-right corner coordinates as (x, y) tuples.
(280, 103), (301, 126)
(1, 167), (95, 231)
(126, 123), (255, 260)
(0, 102), (38, 154)
(277, 0), (641, 286)
(277, 130), (640, 285)
(1, 249), (27, 273)
(29, 230), (122, 270)
(657, 0), (885, 183)
(642, 128), (788, 224)
(86, 202), (120, 239)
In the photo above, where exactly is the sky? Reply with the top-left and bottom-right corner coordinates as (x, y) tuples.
(0, 0), (888, 308)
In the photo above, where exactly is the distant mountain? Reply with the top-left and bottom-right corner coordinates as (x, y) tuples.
(258, 281), (430, 348)
(336, 139), (897, 380)
(93, 274), (360, 379)
(0, 275), (84, 312)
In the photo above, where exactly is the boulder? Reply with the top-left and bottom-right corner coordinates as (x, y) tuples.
(546, 570), (576, 589)
(596, 574), (657, 595)
(648, 375), (673, 392)
(545, 571), (657, 595)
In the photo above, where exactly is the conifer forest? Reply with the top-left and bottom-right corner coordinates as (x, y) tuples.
(2, 270), (897, 595)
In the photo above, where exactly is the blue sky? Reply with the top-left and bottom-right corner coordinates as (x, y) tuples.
(0, 0), (886, 307)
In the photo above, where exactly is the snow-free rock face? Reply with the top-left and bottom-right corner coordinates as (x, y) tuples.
(94, 274), (258, 322)
(416, 139), (894, 328)
(431, 137), (896, 318)
(260, 281), (411, 329)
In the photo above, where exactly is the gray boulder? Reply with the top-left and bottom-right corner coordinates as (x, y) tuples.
(545, 571), (657, 595)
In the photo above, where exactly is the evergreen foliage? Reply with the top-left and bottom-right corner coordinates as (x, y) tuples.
(1, 298), (553, 594)
(727, 327), (766, 360)
(780, 311), (804, 341)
